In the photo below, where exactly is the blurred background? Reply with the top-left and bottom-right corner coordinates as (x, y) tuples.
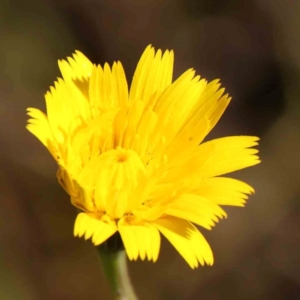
(1, 0), (300, 299)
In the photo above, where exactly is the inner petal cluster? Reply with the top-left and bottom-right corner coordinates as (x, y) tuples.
(74, 147), (148, 219)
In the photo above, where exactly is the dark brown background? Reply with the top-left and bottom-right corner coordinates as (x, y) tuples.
(1, 0), (300, 299)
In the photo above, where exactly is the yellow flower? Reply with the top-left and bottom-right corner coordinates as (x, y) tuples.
(27, 45), (260, 268)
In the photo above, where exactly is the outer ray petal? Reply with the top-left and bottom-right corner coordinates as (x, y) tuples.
(26, 108), (59, 159)
(130, 45), (174, 107)
(195, 136), (260, 177)
(163, 136), (260, 183)
(89, 62), (128, 117)
(58, 51), (93, 81)
(26, 108), (53, 147)
(118, 217), (160, 262)
(162, 88), (231, 170)
(58, 52), (93, 108)
(182, 93), (231, 143)
(195, 177), (255, 207)
(74, 213), (117, 246)
(153, 216), (213, 268)
(153, 69), (198, 114)
(166, 95), (230, 171)
(165, 194), (227, 230)
(45, 78), (91, 143)
(151, 80), (231, 167)
(112, 61), (129, 107)
(151, 71), (203, 147)
(158, 79), (223, 140)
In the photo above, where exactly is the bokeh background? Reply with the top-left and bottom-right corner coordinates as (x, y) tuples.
(1, 0), (300, 299)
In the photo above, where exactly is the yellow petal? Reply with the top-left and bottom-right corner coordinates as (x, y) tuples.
(152, 70), (201, 145)
(26, 108), (52, 147)
(26, 108), (59, 158)
(45, 78), (91, 143)
(181, 93), (231, 145)
(153, 216), (213, 268)
(160, 84), (230, 170)
(195, 136), (260, 177)
(58, 51), (93, 81)
(122, 100), (145, 149)
(57, 168), (78, 197)
(163, 136), (260, 182)
(112, 61), (129, 108)
(205, 94), (231, 132)
(150, 77), (228, 164)
(118, 216), (160, 262)
(89, 62), (128, 117)
(165, 194), (227, 230)
(130, 45), (174, 108)
(195, 177), (254, 207)
(74, 212), (117, 246)
(57, 51), (93, 105)
(164, 117), (210, 168)
(153, 69), (197, 114)
(132, 109), (158, 160)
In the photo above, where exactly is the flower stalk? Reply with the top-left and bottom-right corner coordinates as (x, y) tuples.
(96, 234), (138, 300)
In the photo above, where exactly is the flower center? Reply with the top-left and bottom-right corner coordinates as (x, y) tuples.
(117, 150), (129, 163)
(98, 148), (147, 219)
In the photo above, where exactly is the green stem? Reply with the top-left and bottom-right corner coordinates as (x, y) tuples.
(96, 234), (138, 300)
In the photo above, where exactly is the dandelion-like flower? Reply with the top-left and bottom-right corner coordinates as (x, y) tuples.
(27, 45), (260, 268)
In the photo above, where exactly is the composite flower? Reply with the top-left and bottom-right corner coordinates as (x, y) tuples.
(27, 45), (260, 268)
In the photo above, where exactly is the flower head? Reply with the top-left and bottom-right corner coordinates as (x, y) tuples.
(27, 45), (260, 268)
